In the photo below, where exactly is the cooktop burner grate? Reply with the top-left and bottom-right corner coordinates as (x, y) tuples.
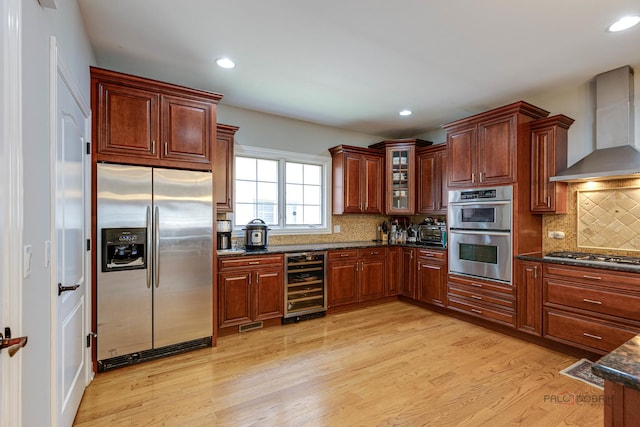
(544, 251), (640, 265)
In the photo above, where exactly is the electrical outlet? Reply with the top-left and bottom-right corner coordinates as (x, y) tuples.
(333, 225), (341, 233)
(547, 231), (565, 239)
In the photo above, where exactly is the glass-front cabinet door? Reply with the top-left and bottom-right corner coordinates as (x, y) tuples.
(390, 149), (411, 212)
(368, 139), (432, 215)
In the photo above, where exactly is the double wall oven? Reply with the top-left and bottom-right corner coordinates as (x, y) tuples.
(448, 186), (513, 283)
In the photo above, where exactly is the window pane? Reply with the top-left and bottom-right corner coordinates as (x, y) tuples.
(286, 163), (304, 184)
(257, 182), (278, 203)
(304, 185), (321, 205)
(255, 203), (278, 225)
(286, 184), (303, 205)
(304, 206), (321, 225)
(235, 203), (256, 225)
(235, 157), (256, 181)
(235, 181), (257, 203)
(286, 204), (302, 225)
(257, 159), (278, 182)
(304, 164), (321, 185)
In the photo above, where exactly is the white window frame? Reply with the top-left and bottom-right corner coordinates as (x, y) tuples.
(233, 145), (332, 236)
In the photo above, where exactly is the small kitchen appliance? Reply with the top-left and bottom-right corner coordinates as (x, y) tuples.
(417, 223), (447, 248)
(243, 218), (269, 250)
(216, 220), (232, 250)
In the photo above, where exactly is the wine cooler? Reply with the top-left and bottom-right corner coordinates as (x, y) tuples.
(283, 251), (327, 323)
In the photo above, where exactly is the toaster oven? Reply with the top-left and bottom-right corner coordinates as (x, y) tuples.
(417, 224), (447, 247)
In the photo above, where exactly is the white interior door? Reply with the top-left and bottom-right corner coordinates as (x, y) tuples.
(50, 37), (92, 427)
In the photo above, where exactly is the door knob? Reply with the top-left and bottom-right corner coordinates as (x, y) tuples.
(0, 332), (27, 357)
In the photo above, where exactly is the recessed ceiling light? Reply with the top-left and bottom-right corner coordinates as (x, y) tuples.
(608, 15), (640, 32)
(216, 57), (236, 69)
(399, 110), (412, 116)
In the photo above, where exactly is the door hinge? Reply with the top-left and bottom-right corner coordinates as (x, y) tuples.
(86, 332), (97, 348)
(86, 238), (91, 251)
(86, 141), (91, 155)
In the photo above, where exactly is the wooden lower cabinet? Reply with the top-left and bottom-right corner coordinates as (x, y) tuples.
(515, 260), (542, 336)
(603, 380), (640, 427)
(386, 247), (401, 296)
(447, 274), (516, 328)
(415, 249), (447, 307)
(218, 255), (284, 329)
(542, 263), (640, 354)
(400, 248), (415, 298)
(327, 248), (386, 307)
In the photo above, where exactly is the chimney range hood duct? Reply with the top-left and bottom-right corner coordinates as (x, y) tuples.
(550, 65), (639, 182)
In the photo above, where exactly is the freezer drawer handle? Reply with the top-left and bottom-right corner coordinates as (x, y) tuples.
(58, 283), (80, 296)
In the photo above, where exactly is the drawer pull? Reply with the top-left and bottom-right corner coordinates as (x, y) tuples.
(583, 332), (602, 340)
(471, 308), (483, 314)
(471, 283), (483, 288)
(583, 298), (602, 305)
(248, 261), (260, 265)
(471, 295), (483, 300)
(370, 251), (378, 255)
(583, 275), (602, 280)
(340, 254), (350, 257)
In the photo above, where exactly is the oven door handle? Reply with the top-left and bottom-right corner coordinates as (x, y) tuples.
(449, 200), (511, 207)
(449, 229), (511, 236)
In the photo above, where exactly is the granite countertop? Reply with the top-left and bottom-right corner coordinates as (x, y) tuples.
(217, 241), (447, 257)
(592, 335), (640, 391)
(515, 253), (640, 274)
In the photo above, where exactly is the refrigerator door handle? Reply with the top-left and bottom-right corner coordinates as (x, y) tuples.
(146, 206), (152, 289)
(154, 205), (160, 288)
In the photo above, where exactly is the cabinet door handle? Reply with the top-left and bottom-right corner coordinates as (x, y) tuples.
(546, 196), (551, 207)
(583, 332), (602, 340)
(248, 273), (252, 285)
(152, 140), (156, 155)
(480, 172), (485, 182)
(256, 273), (259, 284)
(164, 142), (168, 156)
(471, 173), (476, 183)
(583, 275), (602, 280)
(533, 266), (538, 279)
(471, 308), (482, 314)
(583, 298), (602, 305)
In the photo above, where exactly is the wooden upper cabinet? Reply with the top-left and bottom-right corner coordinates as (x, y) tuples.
(329, 145), (383, 214)
(369, 139), (432, 215)
(417, 144), (448, 215)
(530, 115), (574, 214)
(443, 101), (549, 189)
(161, 95), (213, 164)
(215, 124), (239, 213)
(95, 82), (159, 159)
(91, 66), (222, 170)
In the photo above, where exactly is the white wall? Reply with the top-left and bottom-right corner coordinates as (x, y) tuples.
(217, 105), (384, 155)
(21, 0), (94, 425)
(415, 63), (640, 166)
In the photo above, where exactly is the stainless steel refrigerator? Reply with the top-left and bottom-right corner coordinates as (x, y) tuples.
(96, 163), (213, 370)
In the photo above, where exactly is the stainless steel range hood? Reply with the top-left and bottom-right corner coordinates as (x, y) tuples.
(550, 65), (638, 182)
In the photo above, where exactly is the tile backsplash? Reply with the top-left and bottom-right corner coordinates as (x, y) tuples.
(543, 178), (640, 255)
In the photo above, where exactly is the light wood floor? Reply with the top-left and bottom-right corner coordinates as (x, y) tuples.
(74, 301), (603, 426)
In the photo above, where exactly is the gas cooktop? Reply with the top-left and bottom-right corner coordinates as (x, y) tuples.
(544, 251), (640, 266)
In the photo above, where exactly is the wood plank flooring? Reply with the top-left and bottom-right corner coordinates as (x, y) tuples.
(74, 301), (603, 426)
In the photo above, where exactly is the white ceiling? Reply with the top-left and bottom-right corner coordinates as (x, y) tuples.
(78, 0), (640, 138)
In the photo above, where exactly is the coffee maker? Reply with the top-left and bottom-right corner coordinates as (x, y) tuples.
(216, 220), (232, 250)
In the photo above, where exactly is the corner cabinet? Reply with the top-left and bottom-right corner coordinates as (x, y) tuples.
(91, 66), (222, 170)
(443, 101), (549, 188)
(329, 145), (383, 214)
(417, 144), (448, 215)
(530, 115), (574, 214)
(215, 123), (239, 213)
(369, 139), (432, 215)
